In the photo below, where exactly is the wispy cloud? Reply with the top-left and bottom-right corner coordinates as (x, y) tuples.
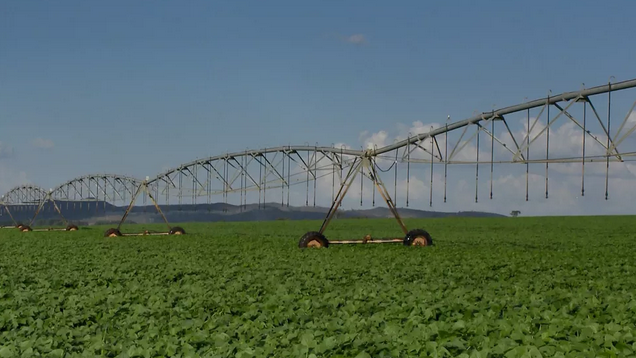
(31, 138), (55, 149)
(343, 33), (367, 45)
(0, 163), (29, 194)
(0, 141), (14, 159)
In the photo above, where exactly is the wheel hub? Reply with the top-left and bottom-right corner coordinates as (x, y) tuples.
(412, 236), (428, 246)
(307, 239), (323, 247)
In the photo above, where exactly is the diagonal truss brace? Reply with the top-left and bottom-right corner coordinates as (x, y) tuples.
(0, 202), (18, 226)
(117, 181), (172, 231)
(29, 191), (69, 227)
(318, 154), (408, 236)
(552, 102), (622, 160)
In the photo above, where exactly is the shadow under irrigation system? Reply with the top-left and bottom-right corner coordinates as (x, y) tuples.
(3, 77), (636, 248)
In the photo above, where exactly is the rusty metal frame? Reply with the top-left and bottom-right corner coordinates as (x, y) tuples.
(21, 191), (76, 232)
(315, 152), (410, 244)
(112, 180), (176, 236)
(0, 201), (19, 228)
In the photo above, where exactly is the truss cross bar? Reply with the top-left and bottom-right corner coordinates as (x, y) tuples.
(448, 125), (469, 161)
(586, 99), (614, 147)
(231, 157), (261, 190)
(518, 103), (547, 150)
(208, 161), (234, 191)
(553, 102), (616, 157)
(609, 100), (636, 152)
(500, 116), (527, 162)
(474, 119), (517, 157)
(375, 78), (636, 156)
(92, 177), (113, 203)
(514, 98), (578, 160)
(184, 167), (208, 193)
(81, 179), (98, 201)
(294, 152), (317, 180)
(433, 137), (443, 162)
(450, 124), (484, 162)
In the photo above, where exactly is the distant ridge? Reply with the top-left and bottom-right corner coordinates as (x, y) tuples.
(0, 200), (507, 226)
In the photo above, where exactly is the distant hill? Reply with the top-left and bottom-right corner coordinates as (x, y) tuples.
(0, 200), (507, 226)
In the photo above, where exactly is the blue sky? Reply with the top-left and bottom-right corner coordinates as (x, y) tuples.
(2, 0), (636, 215)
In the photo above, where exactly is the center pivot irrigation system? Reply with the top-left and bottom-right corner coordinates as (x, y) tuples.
(3, 78), (636, 248)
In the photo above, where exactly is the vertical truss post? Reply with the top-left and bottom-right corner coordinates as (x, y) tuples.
(444, 120), (448, 203)
(394, 149), (398, 204)
(526, 108), (530, 202)
(429, 134), (433, 207)
(262, 153), (266, 207)
(305, 150), (309, 206)
(287, 147), (291, 207)
(605, 81), (612, 200)
(490, 118), (494, 200)
(359, 151), (364, 206)
(582, 100), (587, 196)
(406, 135), (411, 207)
(314, 145), (317, 207)
(280, 150), (285, 208)
(372, 147), (377, 207)
(545, 91), (550, 199)
(475, 126), (480, 203)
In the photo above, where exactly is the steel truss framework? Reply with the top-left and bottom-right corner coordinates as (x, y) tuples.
(0, 174), (166, 233)
(3, 78), (636, 246)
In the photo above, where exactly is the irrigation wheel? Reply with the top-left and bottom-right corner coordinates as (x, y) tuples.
(298, 231), (329, 248)
(16, 222), (24, 229)
(20, 225), (32, 232)
(104, 228), (122, 237)
(403, 229), (433, 247)
(169, 226), (186, 235)
(66, 224), (79, 231)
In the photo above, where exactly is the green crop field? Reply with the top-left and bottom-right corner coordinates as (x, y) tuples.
(1, 216), (636, 357)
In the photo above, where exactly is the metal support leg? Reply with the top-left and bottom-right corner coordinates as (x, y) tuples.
(145, 185), (172, 231)
(117, 183), (144, 230)
(368, 159), (409, 235)
(1, 204), (18, 226)
(28, 194), (69, 228)
(318, 158), (363, 234)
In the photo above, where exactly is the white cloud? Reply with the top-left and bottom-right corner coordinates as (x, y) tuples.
(626, 110), (636, 125)
(31, 138), (55, 149)
(360, 130), (389, 150)
(333, 142), (353, 150)
(345, 34), (367, 45)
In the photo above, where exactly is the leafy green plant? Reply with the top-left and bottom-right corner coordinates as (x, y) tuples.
(1, 216), (636, 357)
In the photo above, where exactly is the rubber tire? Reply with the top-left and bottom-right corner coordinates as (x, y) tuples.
(403, 228), (433, 246)
(169, 226), (186, 235)
(66, 224), (79, 231)
(20, 225), (32, 232)
(298, 231), (329, 248)
(104, 228), (122, 237)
